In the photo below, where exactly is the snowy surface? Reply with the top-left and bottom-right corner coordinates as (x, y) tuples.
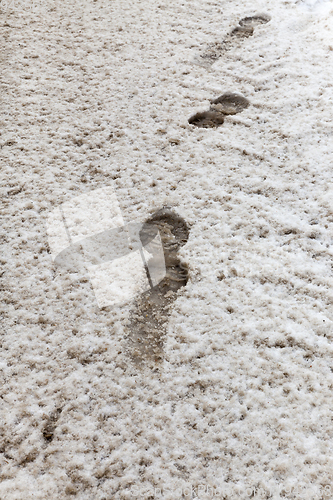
(1, 0), (333, 498)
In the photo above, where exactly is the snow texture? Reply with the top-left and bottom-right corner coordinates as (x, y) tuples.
(1, 0), (333, 498)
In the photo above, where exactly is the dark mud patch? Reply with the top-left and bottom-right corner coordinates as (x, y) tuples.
(126, 208), (190, 368)
(42, 408), (62, 443)
(189, 92), (250, 128)
(197, 14), (271, 66)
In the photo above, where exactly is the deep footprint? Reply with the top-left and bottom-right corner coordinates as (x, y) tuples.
(126, 208), (190, 367)
(197, 14), (271, 65)
(188, 110), (225, 129)
(210, 92), (250, 114)
(189, 92), (249, 128)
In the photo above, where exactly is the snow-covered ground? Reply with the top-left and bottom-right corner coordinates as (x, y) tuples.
(1, 0), (333, 498)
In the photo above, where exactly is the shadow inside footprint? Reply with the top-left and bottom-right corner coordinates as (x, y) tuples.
(126, 208), (190, 368)
(189, 92), (249, 128)
(197, 13), (271, 65)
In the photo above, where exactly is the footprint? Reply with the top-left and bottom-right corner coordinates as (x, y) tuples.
(238, 14), (271, 28)
(126, 208), (190, 367)
(189, 92), (250, 128)
(188, 110), (225, 129)
(196, 14), (271, 66)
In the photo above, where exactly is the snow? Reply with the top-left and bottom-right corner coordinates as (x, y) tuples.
(1, 0), (333, 498)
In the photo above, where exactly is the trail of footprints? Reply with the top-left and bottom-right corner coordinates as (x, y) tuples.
(189, 14), (271, 128)
(126, 14), (271, 367)
(196, 14), (271, 67)
(189, 92), (250, 128)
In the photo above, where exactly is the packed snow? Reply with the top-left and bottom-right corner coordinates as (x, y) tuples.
(1, 0), (333, 498)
